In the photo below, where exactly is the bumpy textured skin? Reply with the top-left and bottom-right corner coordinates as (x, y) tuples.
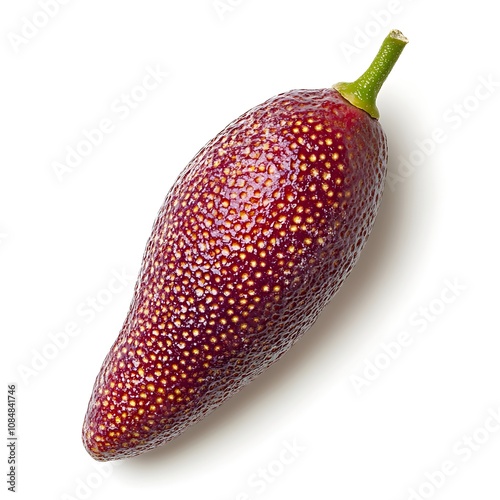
(83, 88), (387, 461)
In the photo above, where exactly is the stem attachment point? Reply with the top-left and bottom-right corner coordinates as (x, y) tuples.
(333, 29), (408, 119)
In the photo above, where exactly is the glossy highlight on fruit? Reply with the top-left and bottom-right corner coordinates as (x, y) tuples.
(82, 30), (408, 461)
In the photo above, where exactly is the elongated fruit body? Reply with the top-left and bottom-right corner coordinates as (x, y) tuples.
(83, 30), (408, 461)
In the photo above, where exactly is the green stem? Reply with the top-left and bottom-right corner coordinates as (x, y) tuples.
(333, 29), (408, 119)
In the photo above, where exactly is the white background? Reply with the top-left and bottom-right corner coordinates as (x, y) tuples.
(2, 0), (499, 499)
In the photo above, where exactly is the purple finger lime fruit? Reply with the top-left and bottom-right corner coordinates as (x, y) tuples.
(83, 30), (408, 461)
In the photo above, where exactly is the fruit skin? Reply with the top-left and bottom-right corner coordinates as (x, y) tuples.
(82, 87), (387, 461)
